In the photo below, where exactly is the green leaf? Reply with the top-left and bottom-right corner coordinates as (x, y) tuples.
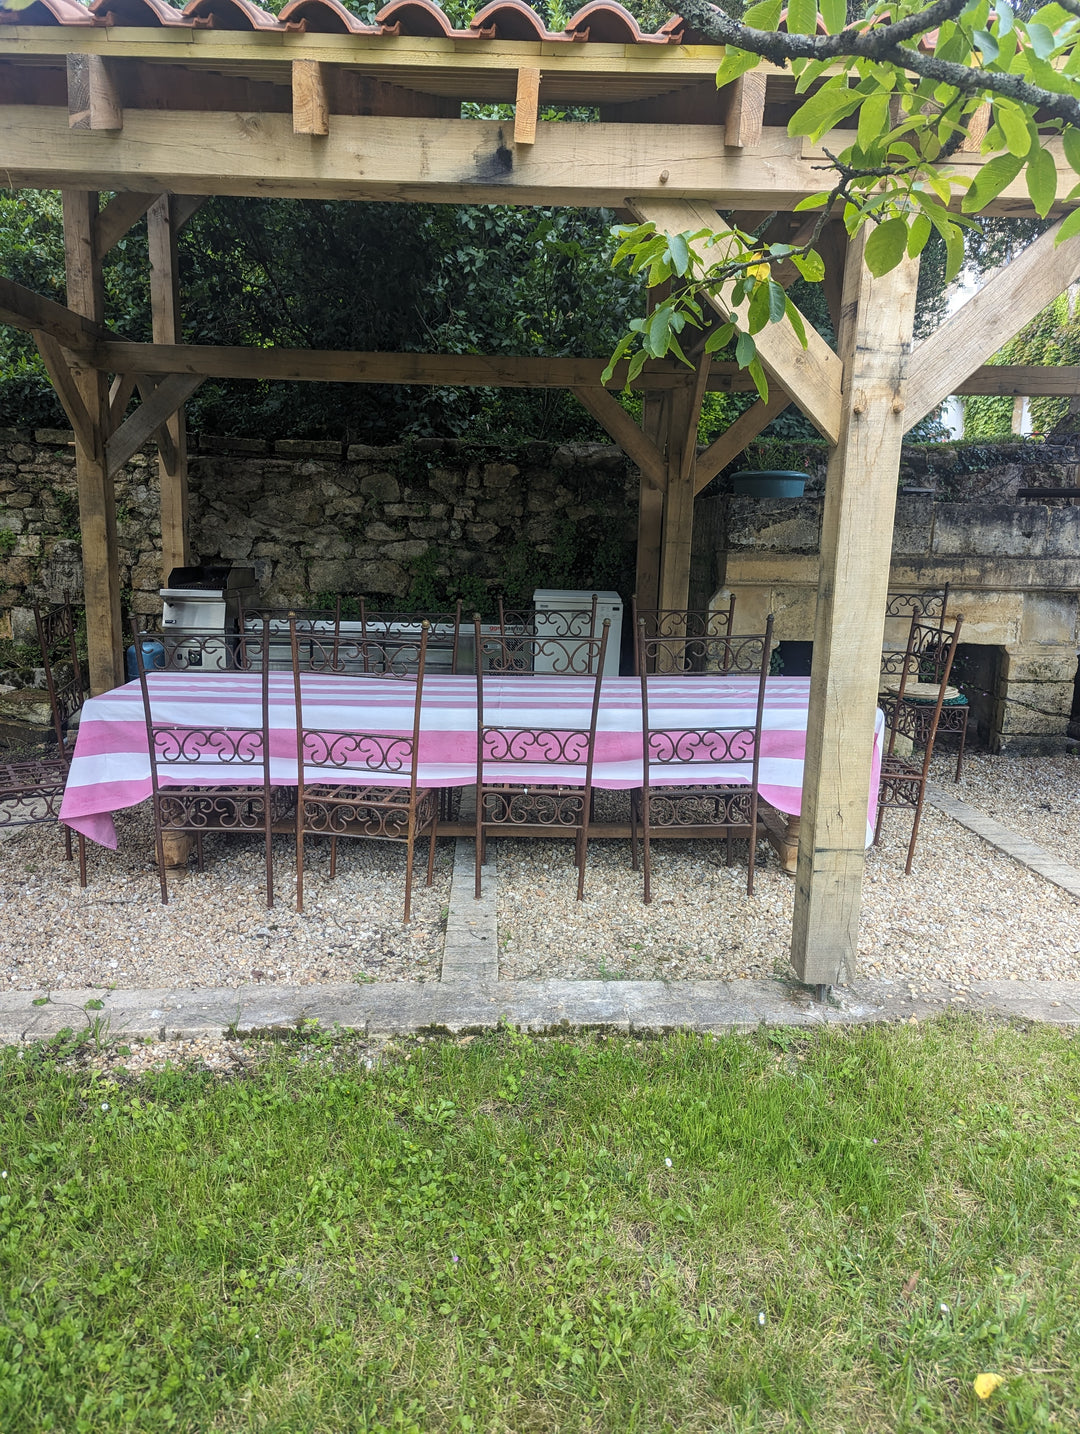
(907, 212), (932, 258)
(863, 218), (910, 278)
(788, 83), (864, 141)
(961, 151), (1026, 210)
(747, 281), (772, 334)
(713, 49), (761, 91)
(1026, 22), (1057, 60)
(747, 356), (769, 403)
(704, 322), (735, 354)
(735, 330), (757, 368)
(786, 0), (817, 35)
(743, 0), (782, 27)
(792, 249), (825, 282)
(821, 0), (846, 34)
(996, 101), (1031, 157)
(997, 0), (1014, 35)
(666, 232), (690, 277)
(972, 28), (999, 63)
(857, 91), (891, 154)
(1054, 205), (1080, 244)
(793, 192), (830, 211)
(1026, 142), (1058, 218)
(767, 280), (787, 324)
(784, 296), (808, 347)
(1062, 126), (1080, 175)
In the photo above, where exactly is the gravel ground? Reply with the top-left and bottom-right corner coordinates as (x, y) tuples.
(931, 748), (1080, 862)
(0, 804), (451, 991)
(496, 782), (1080, 985)
(2, 753), (1078, 992)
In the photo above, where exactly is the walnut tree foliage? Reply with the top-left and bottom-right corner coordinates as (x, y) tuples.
(607, 0), (1080, 396)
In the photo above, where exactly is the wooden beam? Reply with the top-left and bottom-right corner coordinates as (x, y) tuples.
(962, 102), (990, 153)
(66, 55), (122, 133)
(723, 71), (766, 149)
(94, 191), (155, 255)
(107, 371), (137, 434)
(147, 193), (191, 574)
(658, 361), (709, 613)
(571, 386), (665, 491)
(695, 390), (792, 493)
(635, 389), (666, 613)
(954, 364), (1080, 396)
(93, 341), (704, 391)
(817, 219), (847, 339)
(292, 59), (329, 138)
(905, 220), (1080, 428)
(62, 189), (124, 695)
(790, 229), (921, 987)
(631, 198), (844, 443)
(514, 67), (540, 146)
(171, 195), (206, 232)
(4, 109), (1071, 216)
(34, 332), (94, 453)
(105, 372), (203, 479)
(0, 273), (102, 353)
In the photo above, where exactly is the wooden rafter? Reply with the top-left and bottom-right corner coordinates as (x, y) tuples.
(0, 274), (101, 352)
(105, 372), (203, 479)
(66, 54), (122, 133)
(631, 198), (843, 443)
(292, 59), (329, 137)
(515, 67), (541, 145)
(695, 390), (792, 494)
(570, 386), (665, 490)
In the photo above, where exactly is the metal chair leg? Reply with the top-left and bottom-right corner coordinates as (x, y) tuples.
(954, 712), (968, 782)
(78, 834), (87, 888)
(427, 821), (437, 886)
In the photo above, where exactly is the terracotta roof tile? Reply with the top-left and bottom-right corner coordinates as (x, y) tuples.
(0, 0), (700, 42)
(277, 0), (379, 33)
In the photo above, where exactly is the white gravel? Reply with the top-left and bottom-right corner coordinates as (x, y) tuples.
(2, 754), (1078, 992)
(496, 781), (1080, 985)
(931, 749), (1080, 862)
(0, 804), (451, 991)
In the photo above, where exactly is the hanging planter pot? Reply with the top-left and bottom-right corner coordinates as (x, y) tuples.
(730, 470), (808, 499)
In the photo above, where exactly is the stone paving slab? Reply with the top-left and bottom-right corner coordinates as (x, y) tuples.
(441, 838), (499, 982)
(927, 782), (1080, 902)
(2, 975), (1078, 1045)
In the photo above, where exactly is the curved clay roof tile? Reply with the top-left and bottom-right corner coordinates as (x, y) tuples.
(565, 2), (647, 44)
(278, 0), (379, 32)
(0, 0), (97, 23)
(182, 0), (281, 29)
(373, 0), (459, 37)
(470, 0), (550, 41)
(89, 0), (191, 25)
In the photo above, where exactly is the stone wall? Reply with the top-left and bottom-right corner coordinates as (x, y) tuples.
(0, 427), (637, 666)
(719, 493), (1080, 752)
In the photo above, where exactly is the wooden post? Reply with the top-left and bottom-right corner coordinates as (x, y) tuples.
(147, 194), (190, 578)
(62, 190), (124, 695)
(635, 388), (666, 610)
(790, 229), (920, 986)
(657, 359), (709, 612)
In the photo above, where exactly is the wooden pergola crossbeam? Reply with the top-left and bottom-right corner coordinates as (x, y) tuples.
(104, 372), (203, 480)
(0, 273), (102, 352)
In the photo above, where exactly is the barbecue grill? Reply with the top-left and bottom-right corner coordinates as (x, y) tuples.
(159, 565), (258, 670)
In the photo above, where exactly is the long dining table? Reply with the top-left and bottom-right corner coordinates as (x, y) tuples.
(58, 668), (885, 866)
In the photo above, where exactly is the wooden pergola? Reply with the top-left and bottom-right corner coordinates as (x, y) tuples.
(2, 0), (1078, 985)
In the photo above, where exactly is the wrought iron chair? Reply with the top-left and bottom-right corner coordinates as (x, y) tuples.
(0, 597), (88, 882)
(473, 616), (611, 900)
(237, 597), (342, 673)
(631, 614), (774, 900)
(880, 584), (968, 780)
(132, 619), (292, 906)
(481, 608), (606, 677)
(290, 617), (439, 923)
(631, 594), (738, 675)
(358, 598), (464, 674)
(496, 593), (599, 641)
(875, 612), (964, 873)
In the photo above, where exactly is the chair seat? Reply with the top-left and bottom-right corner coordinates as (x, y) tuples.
(633, 785), (755, 827)
(0, 758), (68, 824)
(480, 785), (587, 827)
(301, 784), (438, 838)
(881, 679), (966, 705)
(157, 784), (296, 831)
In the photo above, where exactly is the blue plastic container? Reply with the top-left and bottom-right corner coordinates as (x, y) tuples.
(125, 639), (166, 681)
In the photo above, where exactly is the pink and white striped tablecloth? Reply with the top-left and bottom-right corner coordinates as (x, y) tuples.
(59, 671), (884, 849)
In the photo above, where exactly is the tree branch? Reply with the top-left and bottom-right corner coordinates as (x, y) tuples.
(673, 0), (1080, 129)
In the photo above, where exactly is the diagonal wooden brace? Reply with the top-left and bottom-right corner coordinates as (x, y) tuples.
(105, 372), (203, 478)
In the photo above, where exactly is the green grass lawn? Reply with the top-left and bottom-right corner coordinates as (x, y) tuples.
(0, 1018), (1078, 1433)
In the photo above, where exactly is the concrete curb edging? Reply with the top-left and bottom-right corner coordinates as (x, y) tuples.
(2, 975), (1079, 1045)
(926, 783), (1080, 902)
